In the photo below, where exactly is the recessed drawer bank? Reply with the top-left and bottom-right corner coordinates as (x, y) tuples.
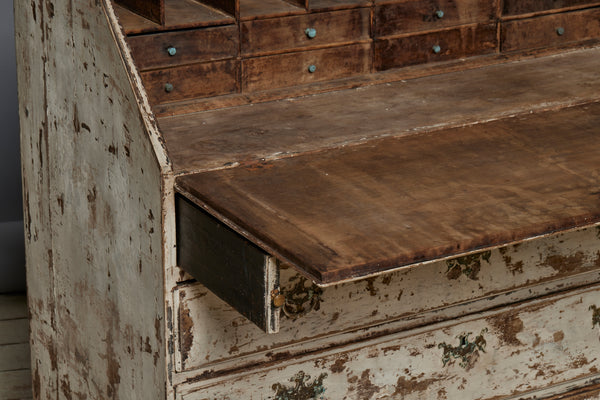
(173, 225), (600, 374)
(176, 284), (600, 399)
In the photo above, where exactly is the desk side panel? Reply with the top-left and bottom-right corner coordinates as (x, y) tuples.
(16, 0), (167, 399)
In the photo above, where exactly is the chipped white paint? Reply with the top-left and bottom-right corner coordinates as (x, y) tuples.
(177, 284), (600, 399)
(173, 226), (600, 377)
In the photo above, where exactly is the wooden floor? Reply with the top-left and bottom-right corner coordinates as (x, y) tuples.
(0, 294), (32, 400)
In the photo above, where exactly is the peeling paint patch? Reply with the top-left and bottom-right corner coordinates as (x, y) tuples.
(179, 303), (194, 366)
(590, 305), (600, 328)
(543, 251), (585, 275)
(446, 251), (491, 280)
(272, 371), (327, 400)
(439, 329), (487, 369)
(357, 369), (380, 399)
(488, 313), (524, 346)
(394, 376), (438, 397)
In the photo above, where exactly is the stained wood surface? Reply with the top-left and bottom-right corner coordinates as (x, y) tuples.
(0, 295), (31, 400)
(374, 0), (496, 37)
(375, 23), (498, 70)
(502, 0), (600, 16)
(240, 9), (370, 56)
(242, 43), (371, 92)
(114, 0), (234, 34)
(114, 0), (164, 24)
(127, 25), (239, 70)
(176, 101), (600, 284)
(501, 8), (600, 52)
(0, 370), (32, 400)
(0, 294), (27, 321)
(240, 0), (304, 20)
(159, 47), (600, 174)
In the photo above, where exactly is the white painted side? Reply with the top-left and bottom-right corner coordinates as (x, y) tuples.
(177, 284), (600, 400)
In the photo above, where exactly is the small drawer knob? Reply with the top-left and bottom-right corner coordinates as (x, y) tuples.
(305, 28), (317, 39)
(308, 64), (317, 73)
(167, 46), (177, 56)
(432, 44), (442, 54)
(435, 10), (444, 18)
(164, 83), (174, 93)
(556, 27), (565, 36)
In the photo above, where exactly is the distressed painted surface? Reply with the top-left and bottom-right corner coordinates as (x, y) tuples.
(177, 285), (600, 399)
(173, 226), (600, 376)
(16, 0), (170, 398)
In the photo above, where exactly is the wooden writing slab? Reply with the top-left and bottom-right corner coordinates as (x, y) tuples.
(176, 101), (600, 284)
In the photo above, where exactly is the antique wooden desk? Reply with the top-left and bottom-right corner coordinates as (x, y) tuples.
(16, 0), (600, 398)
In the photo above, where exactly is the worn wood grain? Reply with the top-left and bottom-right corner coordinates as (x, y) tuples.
(240, 9), (370, 56)
(142, 60), (239, 104)
(127, 25), (238, 70)
(375, 22), (498, 70)
(309, 0), (371, 11)
(177, 285), (600, 399)
(114, 0), (164, 24)
(176, 101), (600, 284)
(0, 319), (29, 346)
(239, 0), (305, 20)
(0, 370), (32, 400)
(172, 226), (600, 375)
(502, 0), (600, 16)
(158, 47), (600, 174)
(114, 0), (234, 35)
(0, 295), (27, 321)
(374, 0), (496, 37)
(242, 43), (372, 92)
(0, 344), (31, 372)
(502, 8), (600, 52)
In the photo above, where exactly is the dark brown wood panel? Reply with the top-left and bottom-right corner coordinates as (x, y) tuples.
(114, 0), (234, 35)
(309, 0), (371, 11)
(502, 8), (600, 52)
(375, 23), (497, 70)
(203, 0), (239, 18)
(374, 0), (496, 37)
(176, 101), (600, 284)
(114, 0), (164, 24)
(240, 0), (304, 20)
(141, 60), (239, 104)
(241, 9), (370, 56)
(242, 43), (371, 92)
(127, 25), (238, 70)
(502, 0), (600, 16)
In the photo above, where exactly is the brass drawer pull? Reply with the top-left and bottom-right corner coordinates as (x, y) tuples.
(305, 27), (317, 39)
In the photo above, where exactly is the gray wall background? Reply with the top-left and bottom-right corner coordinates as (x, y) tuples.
(1, 1), (26, 294)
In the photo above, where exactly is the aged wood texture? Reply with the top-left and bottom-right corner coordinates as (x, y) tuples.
(159, 47), (600, 173)
(172, 226), (600, 375)
(239, 0), (304, 21)
(114, 0), (233, 35)
(114, 0), (164, 24)
(177, 285), (600, 399)
(0, 370), (33, 400)
(375, 23), (498, 70)
(240, 9), (370, 56)
(242, 43), (372, 92)
(501, 8), (600, 52)
(127, 25), (239, 70)
(373, 0), (496, 37)
(141, 60), (239, 104)
(175, 100), (600, 284)
(176, 195), (279, 333)
(502, 0), (600, 16)
(16, 0), (172, 398)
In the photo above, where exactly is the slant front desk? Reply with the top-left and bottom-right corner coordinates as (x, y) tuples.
(16, 0), (600, 398)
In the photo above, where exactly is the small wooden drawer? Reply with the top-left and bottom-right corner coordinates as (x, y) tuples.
(374, 0), (497, 37)
(501, 8), (600, 52)
(242, 43), (371, 92)
(374, 23), (497, 70)
(127, 25), (238, 70)
(141, 60), (239, 104)
(240, 9), (370, 56)
(502, 0), (600, 16)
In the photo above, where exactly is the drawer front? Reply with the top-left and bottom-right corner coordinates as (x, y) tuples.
(375, 23), (497, 71)
(242, 43), (371, 92)
(503, 0), (600, 16)
(176, 285), (600, 399)
(127, 25), (239, 70)
(141, 60), (239, 104)
(172, 226), (600, 374)
(374, 0), (497, 37)
(240, 9), (370, 56)
(502, 8), (600, 52)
